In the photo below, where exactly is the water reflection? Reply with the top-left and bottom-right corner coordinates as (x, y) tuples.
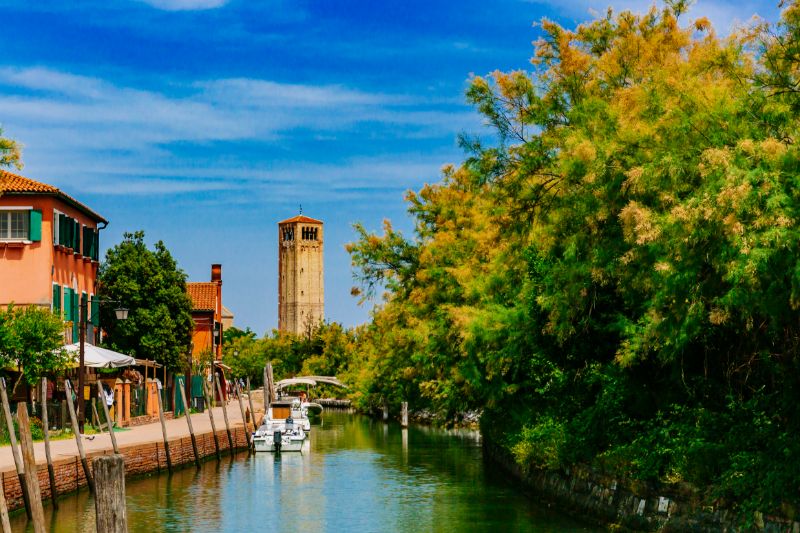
(13, 413), (598, 532)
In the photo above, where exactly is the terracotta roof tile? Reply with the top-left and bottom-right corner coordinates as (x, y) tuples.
(278, 214), (323, 225)
(0, 169), (107, 223)
(187, 282), (217, 311)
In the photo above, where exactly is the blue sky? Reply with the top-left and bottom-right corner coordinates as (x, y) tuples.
(0, 0), (781, 333)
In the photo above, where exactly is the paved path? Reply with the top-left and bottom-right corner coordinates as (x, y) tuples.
(0, 400), (263, 473)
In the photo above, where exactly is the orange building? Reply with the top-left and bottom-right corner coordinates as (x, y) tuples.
(0, 170), (106, 343)
(186, 264), (224, 362)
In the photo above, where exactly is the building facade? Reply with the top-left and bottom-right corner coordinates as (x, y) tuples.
(0, 170), (106, 344)
(186, 264), (224, 362)
(278, 215), (324, 335)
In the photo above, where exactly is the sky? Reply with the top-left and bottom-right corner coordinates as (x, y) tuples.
(0, 0), (782, 333)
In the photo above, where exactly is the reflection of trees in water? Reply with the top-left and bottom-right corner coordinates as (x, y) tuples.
(21, 413), (594, 533)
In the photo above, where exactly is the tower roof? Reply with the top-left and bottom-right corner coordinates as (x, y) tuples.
(278, 215), (323, 225)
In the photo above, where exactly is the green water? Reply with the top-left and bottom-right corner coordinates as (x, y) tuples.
(13, 413), (598, 532)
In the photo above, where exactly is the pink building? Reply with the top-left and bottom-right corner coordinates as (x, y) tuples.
(0, 170), (107, 343)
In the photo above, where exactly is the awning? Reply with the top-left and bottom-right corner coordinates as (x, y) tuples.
(63, 343), (136, 368)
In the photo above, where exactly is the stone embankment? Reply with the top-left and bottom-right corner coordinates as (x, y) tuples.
(1, 402), (257, 513)
(483, 440), (800, 532)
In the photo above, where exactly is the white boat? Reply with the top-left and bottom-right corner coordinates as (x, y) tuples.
(252, 400), (307, 452)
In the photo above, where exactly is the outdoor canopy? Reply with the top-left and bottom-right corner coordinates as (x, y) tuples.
(63, 343), (136, 368)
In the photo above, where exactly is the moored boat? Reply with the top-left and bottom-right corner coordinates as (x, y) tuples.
(252, 400), (308, 452)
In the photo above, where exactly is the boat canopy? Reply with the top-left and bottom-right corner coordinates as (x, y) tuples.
(276, 376), (348, 390)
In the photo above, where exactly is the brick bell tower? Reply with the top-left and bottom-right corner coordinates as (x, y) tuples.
(278, 213), (324, 335)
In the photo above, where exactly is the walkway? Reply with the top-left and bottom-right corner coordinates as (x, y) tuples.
(0, 401), (261, 473)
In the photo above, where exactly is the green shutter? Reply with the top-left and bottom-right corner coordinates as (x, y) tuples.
(93, 231), (99, 261)
(73, 219), (80, 253)
(52, 285), (61, 313)
(82, 226), (91, 257)
(63, 288), (71, 321)
(91, 295), (100, 327)
(28, 209), (42, 242)
(72, 290), (79, 343)
(59, 214), (66, 246)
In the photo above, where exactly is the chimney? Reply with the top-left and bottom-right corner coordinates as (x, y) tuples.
(211, 264), (222, 283)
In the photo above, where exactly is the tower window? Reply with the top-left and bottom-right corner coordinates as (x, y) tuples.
(282, 228), (294, 241)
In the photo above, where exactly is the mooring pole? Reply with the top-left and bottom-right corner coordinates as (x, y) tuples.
(65, 380), (95, 493)
(97, 383), (119, 454)
(17, 403), (45, 533)
(246, 377), (257, 431)
(204, 379), (221, 460)
(155, 385), (172, 472)
(0, 378), (31, 517)
(401, 402), (409, 428)
(214, 375), (234, 453)
(92, 454), (127, 533)
(40, 379), (58, 509)
(177, 379), (200, 468)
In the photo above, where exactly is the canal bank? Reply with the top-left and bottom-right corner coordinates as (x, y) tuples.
(12, 411), (599, 532)
(482, 438), (800, 532)
(1, 403), (254, 514)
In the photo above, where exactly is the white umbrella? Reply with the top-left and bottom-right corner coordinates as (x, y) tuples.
(63, 343), (136, 368)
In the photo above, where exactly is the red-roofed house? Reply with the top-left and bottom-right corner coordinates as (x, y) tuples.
(186, 264), (223, 362)
(0, 170), (106, 343)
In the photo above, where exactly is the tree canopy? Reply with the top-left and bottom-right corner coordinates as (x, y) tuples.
(0, 127), (22, 170)
(344, 1), (800, 517)
(98, 231), (193, 371)
(0, 305), (69, 392)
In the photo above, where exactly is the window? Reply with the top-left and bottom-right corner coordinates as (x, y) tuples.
(0, 210), (29, 240)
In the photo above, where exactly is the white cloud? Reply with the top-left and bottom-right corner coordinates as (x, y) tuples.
(135, 0), (230, 11)
(0, 66), (475, 198)
(528, 0), (780, 33)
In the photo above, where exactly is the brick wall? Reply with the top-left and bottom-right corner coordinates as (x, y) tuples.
(2, 425), (250, 512)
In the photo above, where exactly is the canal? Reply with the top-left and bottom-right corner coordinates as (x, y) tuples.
(13, 412), (597, 532)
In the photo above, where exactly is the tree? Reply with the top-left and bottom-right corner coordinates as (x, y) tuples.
(346, 1), (800, 517)
(0, 305), (69, 393)
(223, 326), (256, 345)
(0, 127), (22, 169)
(98, 231), (193, 371)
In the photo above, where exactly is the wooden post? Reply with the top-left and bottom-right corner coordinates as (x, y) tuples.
(0, 479), (11, 533)
(246, 377), (257, 430)
(266, 362), (275, 403)
(262, 367), (269, 423)
(91, 401), (101, 430)
(177, 380), (200, 468)
(204, 379), (221, 460)
(401, 402), (408, 427)
(16, 403), (46, 533)
(382, 404), (388, 421)
(98, 383), (119, 454)
(235, 380), (248, 432)
(65, 380), (95, 494)
(155, 384), (172, 472)
(92, 454), (127, 533)
(0, 378), (31, 517)
(214, 375), (234, 453)
(40, 379), (58, 509)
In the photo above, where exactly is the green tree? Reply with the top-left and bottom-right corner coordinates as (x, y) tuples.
(346, 1), (800, 517)
(98, 231), (193, 371)
(0, 127), (22, 169)
(0, 305), (69, 393)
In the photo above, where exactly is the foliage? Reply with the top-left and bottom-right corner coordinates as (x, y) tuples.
(343, 1), (800, 518)
(0, 127), (22, 169)
(0, 305), (70, 392)
(222, 322), (355, 388)
(98, 231), (193, 371)
(223, 326), (256, 345)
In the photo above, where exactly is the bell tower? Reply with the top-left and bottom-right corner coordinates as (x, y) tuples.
(278, 214), (324, 335)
